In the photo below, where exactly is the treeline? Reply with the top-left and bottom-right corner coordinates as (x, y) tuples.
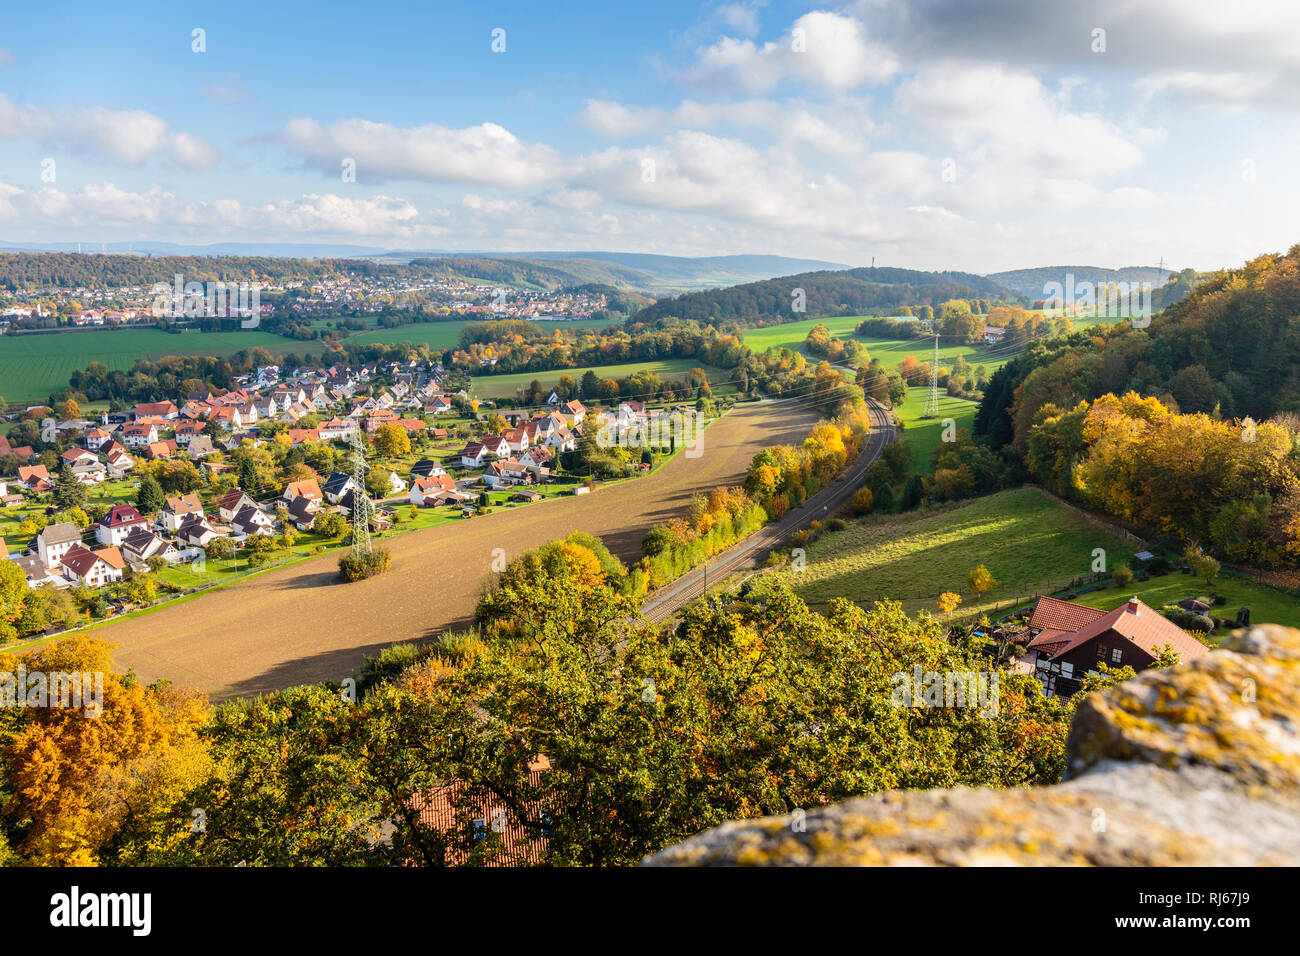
(629, 267), (1010, 326)
(0, 253), (349, 290)
(1025, 392), (1300, 567)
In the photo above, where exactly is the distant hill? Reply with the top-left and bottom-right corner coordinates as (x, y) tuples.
(987, 265), (1172, 299)
(0, 242), (847, 294)
(630, 266), (1009, 326)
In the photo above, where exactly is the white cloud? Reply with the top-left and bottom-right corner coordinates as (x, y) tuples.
(679, 11), (899, 92)
(0, 94), (219, 168)
(277, 117), (568, 188)
(897, 63), (1147, 179)
(580, 96), (873, 155)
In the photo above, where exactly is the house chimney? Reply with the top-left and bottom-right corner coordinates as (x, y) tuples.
(1127, 596), (1140, 614)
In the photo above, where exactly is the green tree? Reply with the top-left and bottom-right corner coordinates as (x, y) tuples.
(136, 475), (165, 514)
(53, 463), (88, 511)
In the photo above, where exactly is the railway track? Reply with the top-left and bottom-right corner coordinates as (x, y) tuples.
(641, 397), (897, 623)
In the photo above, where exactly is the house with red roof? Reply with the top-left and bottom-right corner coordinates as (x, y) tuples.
(60, 543), (126, 587)
(1022, 595), (1209, 697)
(134, 400), (178, 420)
(96, 503), (150, 546)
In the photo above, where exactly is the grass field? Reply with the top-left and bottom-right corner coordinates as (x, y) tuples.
(896, 387), (979, 473)
(779, 487), (1137, 618)
(344, 316), (623, 352)
(0, 328), (305, 403)
(774, 486), (1300, 630)
(736, 314), (1015, 373)
(470, 358), (733, 401)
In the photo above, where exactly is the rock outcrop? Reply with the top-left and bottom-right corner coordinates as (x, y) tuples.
(644, 625), (1300, 866)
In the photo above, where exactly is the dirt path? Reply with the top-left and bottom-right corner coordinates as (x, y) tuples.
(91, 400), (822, 700)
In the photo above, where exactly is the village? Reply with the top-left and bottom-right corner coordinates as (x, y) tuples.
(0, 269), (611, 329)
(0, 355), (699, 630)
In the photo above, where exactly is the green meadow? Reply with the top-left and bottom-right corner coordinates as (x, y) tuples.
(470, 358), (733, 401)
(896, 386), (980, 473)
(0, 328), (304, 403)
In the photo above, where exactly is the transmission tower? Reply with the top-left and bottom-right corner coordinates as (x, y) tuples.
(348, 430), (372, 556)
(924, 334), (940, 418)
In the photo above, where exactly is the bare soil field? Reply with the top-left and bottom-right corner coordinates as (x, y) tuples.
(87, 400), (821, 700)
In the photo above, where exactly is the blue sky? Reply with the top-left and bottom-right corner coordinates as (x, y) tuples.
(1, 0), (1298, 271)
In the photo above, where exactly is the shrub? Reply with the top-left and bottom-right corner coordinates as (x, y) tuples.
(338, 548), (392, 582)
(850, 486), (874, 516)
(1111, 563), (1134, 588)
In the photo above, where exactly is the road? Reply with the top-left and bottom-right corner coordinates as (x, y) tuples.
(86, 399), (823, 699)
(642, 398), (897, 623)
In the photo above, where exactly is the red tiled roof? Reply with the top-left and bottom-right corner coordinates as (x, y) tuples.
(1029, 595), (1107, 633)
(1029, 596), (1209, 665)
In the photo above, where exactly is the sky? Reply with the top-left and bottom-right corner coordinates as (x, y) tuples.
(1, 0), (1298, 273)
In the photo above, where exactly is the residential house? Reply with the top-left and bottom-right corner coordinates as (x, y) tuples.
(409, 473), (459, 506)
(409, 458), (447, 480)
(459, 442), (488, 468)
(1021, 595), (1209, 697)
(563, 400), (586, 424)
(232, 505), (274, 537)
(175, 514), (220, 549)
(121, 529), (180, 569)
(282, 478), (324, 511)
(145, 440), (178, 460)
(122, 423), (159, 447)
(502, 426), (531, 454)
(97, 504), (150, 546)
(174, 420), (206, 445)
(14, 554), (60, 588)
(16, 465), (52, 492)
(322, 472), (358, 504)
(185, 435), (218, 459)
(158, 493), (205, 532)
(105, 447), (134, 478)
(36, 522), (83, 568)
(318, 418), (357, 442)
(61, 544), (126, 586)
(84, 427), (113, 451)
(135, 400), (178, 420)
(217, 489), (259, 523)
(285, 495), (317, 531)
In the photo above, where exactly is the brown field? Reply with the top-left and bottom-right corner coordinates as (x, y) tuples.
(85, 400), (822, 700)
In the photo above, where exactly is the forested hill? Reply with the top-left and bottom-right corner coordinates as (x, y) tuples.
(629, 266), (1009, 326)
(0, 251), (656, 292)
(975, 245), (1300, 446)
(987, 265), (1171, 299)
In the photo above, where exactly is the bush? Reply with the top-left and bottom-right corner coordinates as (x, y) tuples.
(1111, 563), (1134, 588)
(338, 548), (392, 582)
(850, 486), (874, 516)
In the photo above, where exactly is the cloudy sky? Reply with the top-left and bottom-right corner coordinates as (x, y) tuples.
(1, 0), (1297, 272)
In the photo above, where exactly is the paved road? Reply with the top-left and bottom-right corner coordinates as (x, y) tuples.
(642, 397), (897, 623)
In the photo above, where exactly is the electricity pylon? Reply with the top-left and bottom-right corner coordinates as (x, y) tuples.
(348, 430), (372, 556)
(924, 334), (940, 418)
